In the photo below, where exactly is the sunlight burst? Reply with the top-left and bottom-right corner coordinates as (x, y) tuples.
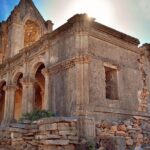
(71, 0), (115, 26)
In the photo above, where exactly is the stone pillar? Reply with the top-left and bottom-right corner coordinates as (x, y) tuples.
(40, 91), (44, 108)
(0, 53), (3, 64)
(27, 81), (35, 113)
(78, 116), (96, 140)
(2, 84), (16, 124)
(42, 68), (51, 111)
(75, 56), (90, 115)
(2, 85), (9, 124)
(8, 85), (16, 121)
(74, 56), (95, 141)
(21, 77), (35, 114)
(22, 83), (28, 114)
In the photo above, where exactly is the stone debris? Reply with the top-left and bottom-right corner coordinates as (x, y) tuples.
(96, 116), (150, 150)
(0, 116), (150, 150)
(0, 117), (78, 150)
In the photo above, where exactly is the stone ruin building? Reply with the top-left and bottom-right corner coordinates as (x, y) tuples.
(0, 0), (150, 150)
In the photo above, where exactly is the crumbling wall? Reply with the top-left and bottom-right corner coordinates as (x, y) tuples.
(0, 116), (150, 150)
(96, 116), (150, 150)
(0, 117), (79, 150)
(137, 54), (149, 112)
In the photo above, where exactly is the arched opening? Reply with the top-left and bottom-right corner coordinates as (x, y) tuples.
(0, 81), (6, 123)
(24, 20), (40, 47)
(14, 73), (23, 120)
(34, 63), (45, 110)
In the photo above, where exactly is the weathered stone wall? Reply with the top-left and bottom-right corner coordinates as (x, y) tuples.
(0, 117), (78, 150)
(0, 116), (150, 150)
(88, 27), (150, 120)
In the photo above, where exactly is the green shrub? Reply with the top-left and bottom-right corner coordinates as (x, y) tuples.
(19, 109), (55, 121)
(87, 141), (95, 150)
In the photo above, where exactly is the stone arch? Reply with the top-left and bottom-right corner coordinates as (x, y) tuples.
(24, 19), (41, 47)
(0, 80), (6, 87)
(30, 57), (47, 76)
(22, 15), (44, 34)
(33, 62), (46, 110)
(0, 80), (6, 123)
(12, 71), (23, 85)
(13, 72), (23, 120)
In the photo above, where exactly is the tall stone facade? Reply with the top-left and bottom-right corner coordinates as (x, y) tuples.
(0, 1), (150, 148)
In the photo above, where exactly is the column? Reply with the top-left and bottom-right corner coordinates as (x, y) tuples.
(2, 85), (9, 124)
(42, 68), (50, 111)
(22, 83), (28, 114)
(2, 84), (16, 124)
(21, 76), (35, 114)
(75, 62), (90, 115)
(40, 91), (44, 108)
(27, 81), (35, 113)
(8, 84), (16, 121)
(75, 56), (95, 140)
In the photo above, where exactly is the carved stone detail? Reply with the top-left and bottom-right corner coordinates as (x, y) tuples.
(48, 55), (91, 76)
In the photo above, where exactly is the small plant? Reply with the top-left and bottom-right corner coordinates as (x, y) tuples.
(87, 141), (95, 150)
(19, 109), (55, 121)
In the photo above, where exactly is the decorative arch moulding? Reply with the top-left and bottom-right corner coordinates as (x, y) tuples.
(46, 55), (92, 76)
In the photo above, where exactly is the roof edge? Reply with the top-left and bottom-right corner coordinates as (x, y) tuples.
(66, 13), (140, 46)
(92, 21), (140, 46)
(44, 13), (140, 46)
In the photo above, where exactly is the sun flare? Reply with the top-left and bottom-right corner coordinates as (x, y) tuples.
(70, 0), (115, 26)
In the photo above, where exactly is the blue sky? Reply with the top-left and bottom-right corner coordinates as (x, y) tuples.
(0, 0), (150, 44)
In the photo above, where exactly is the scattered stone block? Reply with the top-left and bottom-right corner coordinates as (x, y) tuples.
(59, 130), (77, 136)
(41, 139), (69, 145)
(35, 134), (60, 140)
(126, 138), (133, 146)
(39, 123), (57, 131)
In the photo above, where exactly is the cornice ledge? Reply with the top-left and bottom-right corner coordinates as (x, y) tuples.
(47, 55), (91, 75)
(90, 29), (140, 54)
(92, 22), (140, 46)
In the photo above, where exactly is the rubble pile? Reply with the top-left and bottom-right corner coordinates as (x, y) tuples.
(96, 116), (150, 150)
(0, 117), (79, 150)
(0, 116), (150, 150)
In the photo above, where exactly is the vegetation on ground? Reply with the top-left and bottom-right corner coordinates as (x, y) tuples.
(19, 109), (55, 121)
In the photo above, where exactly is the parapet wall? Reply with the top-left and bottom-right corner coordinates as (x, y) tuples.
(0, 116), (150, 150)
